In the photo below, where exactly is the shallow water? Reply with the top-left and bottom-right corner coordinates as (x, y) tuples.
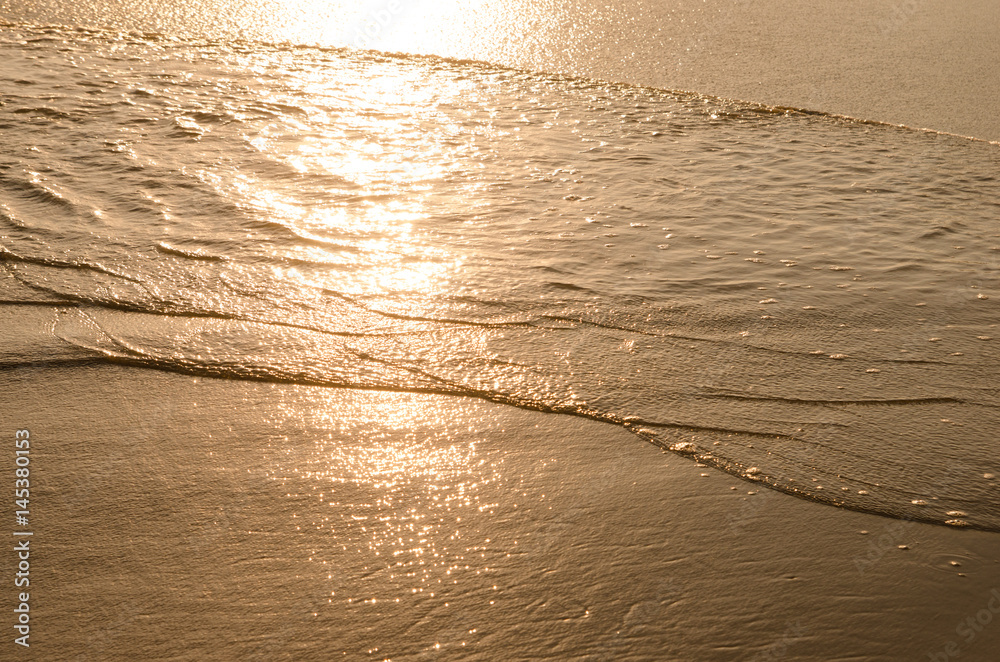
(15, 366), (1000, 661)
(1, 21), (998, 531)
(5, 0), (1000, 141)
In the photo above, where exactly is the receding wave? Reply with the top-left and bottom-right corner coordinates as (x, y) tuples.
(2, 18), (998, 146)
(1, 21), (999, 532)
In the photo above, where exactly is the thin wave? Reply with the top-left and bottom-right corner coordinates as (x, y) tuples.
(1, 18), (997, 144)
(156, 242), (229, 262)
(3, 20), (998, 534)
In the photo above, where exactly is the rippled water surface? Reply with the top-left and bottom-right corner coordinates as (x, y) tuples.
(1, 22), (999, 533)
(5, 0), (1000, 141)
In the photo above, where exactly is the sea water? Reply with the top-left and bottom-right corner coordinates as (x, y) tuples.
(1, 3), (998, 535)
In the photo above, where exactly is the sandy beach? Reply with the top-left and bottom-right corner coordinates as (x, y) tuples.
(3, 364), (997, 660)
(1, 1), (998, 659)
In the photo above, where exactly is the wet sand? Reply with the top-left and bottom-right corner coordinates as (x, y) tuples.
(1, 3), (999, 657)
(4, 365), (998, 660)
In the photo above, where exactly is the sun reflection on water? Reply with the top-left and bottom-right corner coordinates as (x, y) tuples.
(196, 52), (497, 298)
(266, 390), (507, 597)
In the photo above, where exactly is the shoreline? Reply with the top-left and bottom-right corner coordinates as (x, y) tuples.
(3, 364), (998, 660)
(2, 0), (998, 142)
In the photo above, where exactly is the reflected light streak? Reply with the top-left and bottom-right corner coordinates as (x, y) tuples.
(203, 53), (488, 297)
(267, 391), (505, 594)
